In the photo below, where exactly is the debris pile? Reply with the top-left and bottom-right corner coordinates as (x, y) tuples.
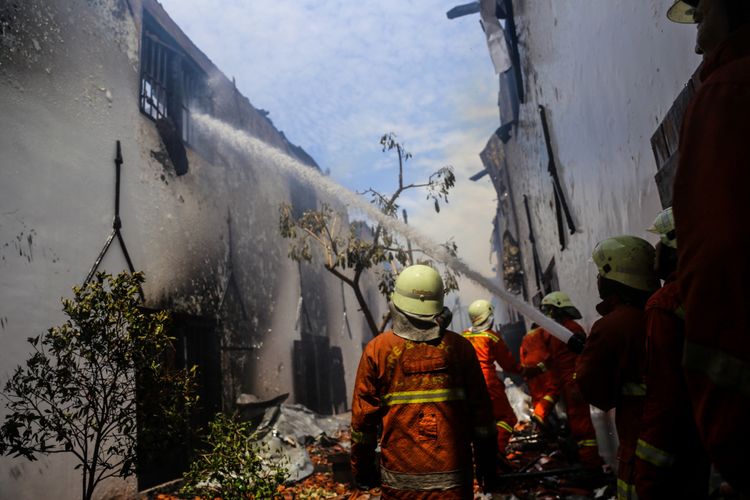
(146, 395), (616, 499)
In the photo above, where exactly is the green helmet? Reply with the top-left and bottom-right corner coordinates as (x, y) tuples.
(647, 207), (677, 249)
(468, 299), (494, 327)
(391, 264), (444, 318)
(592, 236), (660, 292)
(667, 0), (698, 23)
(541, 291), (582, 319)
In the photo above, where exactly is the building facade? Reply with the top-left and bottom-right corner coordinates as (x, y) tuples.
(0, 0), (378, 496)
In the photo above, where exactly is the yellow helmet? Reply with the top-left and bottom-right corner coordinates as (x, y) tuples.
(667, 0), (698, 23)
(541, 291), (582, 319)
(647, 207), (677, 249)
(592, 236), (660, 292)
(468, 299), (494, 327)
(391, 264), (444, 318)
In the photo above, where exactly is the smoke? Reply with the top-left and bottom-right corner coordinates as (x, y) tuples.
(192, 113), (574, 343)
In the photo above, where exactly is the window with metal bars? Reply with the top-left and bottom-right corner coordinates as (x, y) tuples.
(139, 15), (205, 146)
(140, 31), (169, 121)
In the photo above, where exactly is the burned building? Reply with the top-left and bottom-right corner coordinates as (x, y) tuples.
(0, 0), (379, 497)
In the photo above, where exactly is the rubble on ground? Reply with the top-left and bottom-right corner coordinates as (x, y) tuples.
(146, 396), (616, 499)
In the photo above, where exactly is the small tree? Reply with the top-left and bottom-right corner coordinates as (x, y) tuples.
(0, 272), (198, 500)
(279, 133), (459, 337)
(180, 412), (288, 500)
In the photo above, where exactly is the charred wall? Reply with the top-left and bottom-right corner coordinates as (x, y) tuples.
(0, 0), (375, 497)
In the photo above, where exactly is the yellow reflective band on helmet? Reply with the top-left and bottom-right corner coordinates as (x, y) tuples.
(382, 388), (466, 406)
(617, 478), (639, 500)
(621, 382), (647, 396)
(537, 362), (547, 372)
(462, 331), (500, 343)
(636, 439), (675, 468)
(578, 439), (598, 448)
(543, 395), (555, 403)
(496, 420), (513, 433)
(683, 340), (750, 397)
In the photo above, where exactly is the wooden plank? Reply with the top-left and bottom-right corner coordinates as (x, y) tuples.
(651, 124), (670, 170)
(655, 153), (679, 208)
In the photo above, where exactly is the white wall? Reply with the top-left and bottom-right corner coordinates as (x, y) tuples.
(503, 0), (700, 328)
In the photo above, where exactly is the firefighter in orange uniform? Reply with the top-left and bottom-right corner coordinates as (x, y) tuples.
(351, 265), (498, 499)
(635, 208), (710, 499)
(525, 292), (605, 468)
(462, 299), (523, 457)
(576, 236), (660, 500)
(519, 325), (559, 427)
(668, 0), (750, 493)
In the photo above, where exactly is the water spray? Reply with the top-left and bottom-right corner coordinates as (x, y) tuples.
(192, 113), (575, 343)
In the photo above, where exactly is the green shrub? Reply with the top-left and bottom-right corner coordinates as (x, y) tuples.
(180, 413), (288, 500)
(0, 272), (198, 500)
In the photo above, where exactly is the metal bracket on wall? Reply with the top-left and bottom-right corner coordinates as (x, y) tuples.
(83, 140), (143, 300)
(523, 194), (544, 291)
(539, 105), (576, 250)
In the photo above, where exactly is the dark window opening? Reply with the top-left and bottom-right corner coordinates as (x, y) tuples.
(137, 313), (220, 490)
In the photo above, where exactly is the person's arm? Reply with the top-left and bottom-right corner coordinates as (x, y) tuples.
(492, 334), (522, 374)
(575, 318), (622, 411)
(350, 344), (382, 488)
(520, 330), (552, 378)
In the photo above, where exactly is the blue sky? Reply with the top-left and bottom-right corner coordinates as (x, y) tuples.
(159, 0), (502, 296)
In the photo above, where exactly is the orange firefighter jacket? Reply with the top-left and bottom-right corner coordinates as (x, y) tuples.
(548, 319), (583, 385)
(550, 320), (602, 466)
(462, 328), (522, 432)
(463, 328), (522, 379)
(673, 25), (750, 494)
(635, 278), (709, 499)
(519, 328), (559, 418)
(351, 330), (496, 496)
(576, 297), (647, 498)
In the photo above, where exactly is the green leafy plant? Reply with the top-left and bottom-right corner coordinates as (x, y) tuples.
(279, 133), (459, 337)
(180, 412), (288, 500)
(0, 272), (198, 500)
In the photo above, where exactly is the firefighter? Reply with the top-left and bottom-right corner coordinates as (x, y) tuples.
(519, 325), (559, 429)
(463, 299), (523, 459)
(668, 1), (750, 493)
(635, 208), (710, 499)
(350, 264), (498, 499)
(576, 236), (660, 500)
(534, 292), (605, 469)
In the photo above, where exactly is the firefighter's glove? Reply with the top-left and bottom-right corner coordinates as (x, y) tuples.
(474, 440), (499, 492)
(566, 332), (586, 354)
